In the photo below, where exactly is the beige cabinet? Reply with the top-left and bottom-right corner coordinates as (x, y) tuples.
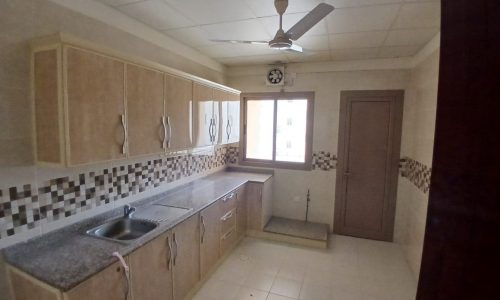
(236, 186), (247, 238)
(165, 74), (193, 151)
(200, 201), (221, 278)
(193, 83), (218, 147)
(129, 232), (173, 300)
(219, 91), (241, 145)
(247, 179), (273, 231)
(64, 261), (129, 300)
(65, 47), (126, 165)
(172, 214), (200, 300)
(126, 64), (165, 157)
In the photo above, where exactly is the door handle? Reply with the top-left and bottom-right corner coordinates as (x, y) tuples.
(200, 216), (206, 244)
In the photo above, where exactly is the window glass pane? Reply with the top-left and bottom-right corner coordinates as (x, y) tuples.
(246, 100), (274, 160)
(276, 99), (307, 162)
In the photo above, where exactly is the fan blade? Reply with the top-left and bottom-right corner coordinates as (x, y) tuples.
(209, 39), (269, 45)
(286, 3), (334, 41)
(285, 44), (303, 53)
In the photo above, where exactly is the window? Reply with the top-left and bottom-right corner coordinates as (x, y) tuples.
(240, 92), (314, 170)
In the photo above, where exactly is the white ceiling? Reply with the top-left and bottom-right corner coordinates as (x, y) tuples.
(98, 0), (440, 66)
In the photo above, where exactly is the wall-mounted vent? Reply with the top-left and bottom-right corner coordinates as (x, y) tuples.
(266, 65), (285, 86)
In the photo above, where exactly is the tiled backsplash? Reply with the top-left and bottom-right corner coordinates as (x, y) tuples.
(400, 156), (432, 193)
(0, 147), (228, 240)
(226, 146), (337, 171)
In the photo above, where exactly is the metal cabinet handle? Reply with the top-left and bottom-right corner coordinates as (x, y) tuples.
(167, 116), (172, 148)
(161, 116), (167, 150)
(200, 216), (206, 244)
(208, 118), (213, 142)
(166, 235), (172, 270)
(222, 229), (234, 240)
(121, 114), (127, 154)
(221, 210), (233, 221)
(172, 232), (178, 266)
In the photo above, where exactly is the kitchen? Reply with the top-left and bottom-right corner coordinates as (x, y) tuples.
(1, 1), (499, 300)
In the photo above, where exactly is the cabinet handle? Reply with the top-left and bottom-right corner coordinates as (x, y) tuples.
(121, 114), (127, 154)
(166, 235), (172, 270)
(208, 118), (213, 142)
(167, 116), (172, 148)
(222, 229), (234, 240)
(213, 115), (218, 143)
(221, 210), (233, 221)
(200, 215), (206, 244)
(173, 232), (178, 266)
(161, 116), (167, 150)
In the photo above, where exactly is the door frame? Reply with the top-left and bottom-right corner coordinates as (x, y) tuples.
(334, 90), (404, 241)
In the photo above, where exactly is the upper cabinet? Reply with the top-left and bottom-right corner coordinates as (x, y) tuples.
(218, 90), (240, 145)
(65, 47), (126, 165)
(126, 64), (165, 157)
(165, 74), (193, 151)
(193, 83), (217, 147)
(31, 34), (240, 167)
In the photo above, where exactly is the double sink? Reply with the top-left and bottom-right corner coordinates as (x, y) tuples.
(86, 203), (191, 243)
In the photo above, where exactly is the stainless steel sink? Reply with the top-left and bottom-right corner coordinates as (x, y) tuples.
(86, 217), (157, 242)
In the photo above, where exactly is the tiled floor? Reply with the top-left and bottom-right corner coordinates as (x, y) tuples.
(192, 235), (417, 300)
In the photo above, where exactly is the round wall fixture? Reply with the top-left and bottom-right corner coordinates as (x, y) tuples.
(267, 68), (284, 85)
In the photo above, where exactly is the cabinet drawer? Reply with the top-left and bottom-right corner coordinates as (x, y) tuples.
(221, 190), (237, 212)
(220, 227), (237, 256)
(220, 208), (236, 235)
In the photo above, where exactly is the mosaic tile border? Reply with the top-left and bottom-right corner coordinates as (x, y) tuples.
(400, 157), (432, 193)
(226, 146), (337, 171)
(0, 147), (228, 240)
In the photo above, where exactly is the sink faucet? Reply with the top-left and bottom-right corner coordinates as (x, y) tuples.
(124, 204), (136, 218)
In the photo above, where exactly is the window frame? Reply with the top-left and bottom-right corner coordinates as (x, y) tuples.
(239, 92), (314, 170)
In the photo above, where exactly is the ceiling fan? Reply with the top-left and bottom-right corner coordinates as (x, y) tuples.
(210, 0), (334, 53)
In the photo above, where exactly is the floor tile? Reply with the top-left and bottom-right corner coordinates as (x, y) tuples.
(234, 287), (269, 300)
(299, 283), (332, 300)
(244, 271), (276, 291)
(267, 293), (296, 300)
(270, 277), (302, 299)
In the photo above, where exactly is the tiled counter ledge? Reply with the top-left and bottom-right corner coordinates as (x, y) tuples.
(1, 170), (272, 291)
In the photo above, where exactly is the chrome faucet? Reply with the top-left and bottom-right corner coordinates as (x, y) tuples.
(124, 204), (136, 218)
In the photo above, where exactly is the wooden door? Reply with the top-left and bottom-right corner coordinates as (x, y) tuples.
(129, 232), (173, 300)
(200, 201), (221, 278)
(165, 74), (193, 150)
(65, 47), (125, 165)
(172, 214), (200, 300)
(126, 64), (165, 157)
(335, 90), (403, 241)
(193, 83), (214, 147)
(227, 92), (240, 144)
(64, 261), (128, 300)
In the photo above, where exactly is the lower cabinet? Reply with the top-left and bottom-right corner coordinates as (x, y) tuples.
(129, 232), (173, 300)
(236, 186), (247, 238)
(200, 201), (221, 278)
(64, 261), (129, 300)
(172, 214), (200, 300)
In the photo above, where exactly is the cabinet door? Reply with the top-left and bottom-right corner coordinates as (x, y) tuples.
(129, 232), (173, 300)
(165, 74), (193, 151)
(172, 214), (200, 300)
(219, 100), (229, 144)
(65, 47), (125, 165)
(200, 201), (221, 278)
(227, 92), (240, 144)
(246, 183), (263, 231)
(64, 261), (128, 300)
(236, 186), (247, 238)
(193, 83), (214, 147)
(126, 64), (165, 157)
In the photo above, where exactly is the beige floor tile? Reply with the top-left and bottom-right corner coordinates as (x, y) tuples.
(299, 283), (332, 300)
(267, 293), (296, 300)
(270, 277), (302, 299)
(234, 287), (269, 300)
(203, 279), (240, 300)
(277, 265), (306, 281)
(244, 271), (276, 291)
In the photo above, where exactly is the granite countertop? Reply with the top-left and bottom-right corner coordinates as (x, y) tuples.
(1, 170), (272, 291)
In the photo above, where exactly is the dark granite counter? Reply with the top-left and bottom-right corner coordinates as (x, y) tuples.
(1, 170), (272, 291)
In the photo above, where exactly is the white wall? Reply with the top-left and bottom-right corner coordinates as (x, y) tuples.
(228, 67), (411, 230)
(395, 49), (440, 278)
